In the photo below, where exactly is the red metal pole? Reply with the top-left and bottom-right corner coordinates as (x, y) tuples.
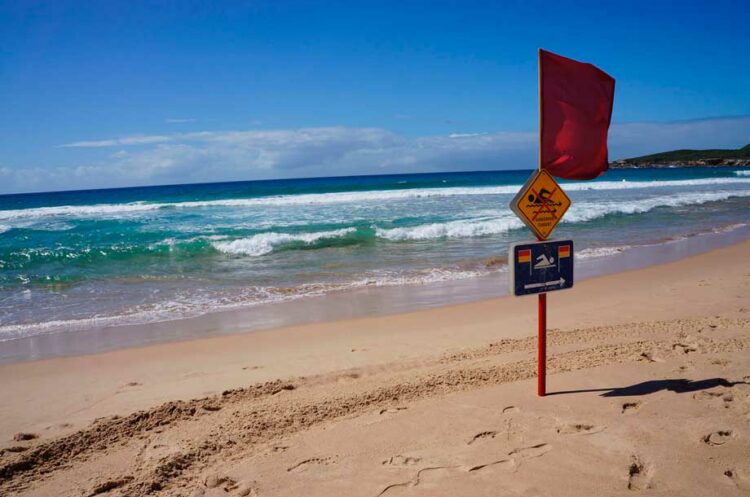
(537, 48), (547, 397)
(537, 292), (547, 396)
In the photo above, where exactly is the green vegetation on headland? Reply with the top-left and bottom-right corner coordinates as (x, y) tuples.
(611, 143), (750, 168)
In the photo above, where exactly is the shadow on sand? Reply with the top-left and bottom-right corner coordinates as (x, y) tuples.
(548, 378), (746, 397)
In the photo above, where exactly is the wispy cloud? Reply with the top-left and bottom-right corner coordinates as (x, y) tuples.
(608, 115), (750, 157)
(165, 118), (197, 124)
(61, 135), (172, 148)
(448, 132), (488, 139)
(3, 116), (749, 193)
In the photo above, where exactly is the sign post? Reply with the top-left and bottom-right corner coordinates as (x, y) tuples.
(538, 292), (546, 396)
(511, 49), (614, 396)
(509, 176), (573, 396)
(509, 239), (574, 395)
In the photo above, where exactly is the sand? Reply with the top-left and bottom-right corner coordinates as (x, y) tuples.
(1, 240), (749, 496)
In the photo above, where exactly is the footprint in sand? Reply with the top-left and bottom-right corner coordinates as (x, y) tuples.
(702, 430), (733, 446)
(555, 423), (604, 435)
(672, 343), (698, 354)
(693, 390), (734, 408)
(638, 351), (663, 363)
(1, 446), (29, 454)
(228, 481), (259, 497)
(468, 459), (515, 473)
(376, 466), (459, 497)
(287, 456), (336, 473)
(383, 455), (422, 466)
(508, 443), (551, 460)
(203, 476), (256, 496)
(379, 407), (407, 415)
(622, 401), (641, 414)
(204, 474), (236, 489)
(627, 456), (653, 490)
(725, 469), (738, 480)
(467, 431), (497, 445)
(12, 432), (38, 442)
(502, 406), (520, 414)
(89, 476), (134, 496)
(693, 390), (723, 401)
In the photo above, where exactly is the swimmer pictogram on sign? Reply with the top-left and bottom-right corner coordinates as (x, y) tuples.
(510, 169), (571, 240)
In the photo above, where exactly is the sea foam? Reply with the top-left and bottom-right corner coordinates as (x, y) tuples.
(373, 189), (750, 242)
(2, 177), (750, 223)
(375, 217), (522, 241)
(564, 189), (750, 223)
(0, 265), (488, 340)
(212, 228), (356, 256)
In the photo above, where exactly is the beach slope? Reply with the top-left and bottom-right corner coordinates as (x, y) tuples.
(1, 241), (749, 496)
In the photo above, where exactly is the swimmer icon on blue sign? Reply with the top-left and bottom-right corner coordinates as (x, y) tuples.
(509, 240), (574, 296)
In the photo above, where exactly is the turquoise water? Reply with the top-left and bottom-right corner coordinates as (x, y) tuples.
(1, 167), (750, 339)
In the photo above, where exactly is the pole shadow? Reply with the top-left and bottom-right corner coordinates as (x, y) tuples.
(547, 378), (745, 397)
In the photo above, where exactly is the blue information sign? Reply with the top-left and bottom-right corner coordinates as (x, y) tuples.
(509, 240), (574, 296)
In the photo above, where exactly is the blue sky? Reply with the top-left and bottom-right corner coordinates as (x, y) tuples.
(1, 1), (749, 193)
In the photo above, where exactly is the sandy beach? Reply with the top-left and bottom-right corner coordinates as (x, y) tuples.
(3, 3), (749, 496)
(1, 239), (749, 496)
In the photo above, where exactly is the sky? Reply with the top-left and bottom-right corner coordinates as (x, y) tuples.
(1, 0), (749, 194)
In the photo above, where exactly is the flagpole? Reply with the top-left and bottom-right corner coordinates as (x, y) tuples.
(537, 48), (547, 397)
(538, 48), (543, 173)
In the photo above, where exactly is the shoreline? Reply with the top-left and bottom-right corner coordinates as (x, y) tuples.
(1, 236), (749, 496)
(2, 235), (749, 441)
(2, 222), (750, 364)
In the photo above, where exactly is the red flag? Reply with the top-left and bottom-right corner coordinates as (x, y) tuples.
(539, 49), (615, 180)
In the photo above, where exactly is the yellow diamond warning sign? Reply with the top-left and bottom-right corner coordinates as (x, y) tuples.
(510, 169), (571, 240)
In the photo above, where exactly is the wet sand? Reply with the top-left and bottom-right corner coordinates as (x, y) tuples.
(3, 223), (750, 365)
(1, 239), (749, 496)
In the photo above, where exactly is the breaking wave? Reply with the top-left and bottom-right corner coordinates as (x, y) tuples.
(374, 190), (750, 242)
(564, 189), (750, 223)
(212, 228), (357, 256)
(374, 217), (522, 241)
(2, 177), (750, 223)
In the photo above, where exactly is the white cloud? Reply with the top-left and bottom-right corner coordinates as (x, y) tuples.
(608, 116), (750, 157)
(3, 116), (749, 194)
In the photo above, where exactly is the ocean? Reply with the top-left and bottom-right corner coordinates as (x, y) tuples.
(1, 167), (750, 343)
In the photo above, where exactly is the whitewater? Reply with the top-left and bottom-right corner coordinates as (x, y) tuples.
(2, 176), (750, 223)
(1, 167), (749, 340)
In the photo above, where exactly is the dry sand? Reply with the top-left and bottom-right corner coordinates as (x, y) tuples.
(1, 240), (749, 496)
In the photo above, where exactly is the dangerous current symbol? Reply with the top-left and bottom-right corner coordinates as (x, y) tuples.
(510, 169), (571, 240)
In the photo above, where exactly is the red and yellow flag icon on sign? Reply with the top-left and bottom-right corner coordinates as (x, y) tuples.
(518, 249), (532, 263)
(558, 244), (571, 258)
